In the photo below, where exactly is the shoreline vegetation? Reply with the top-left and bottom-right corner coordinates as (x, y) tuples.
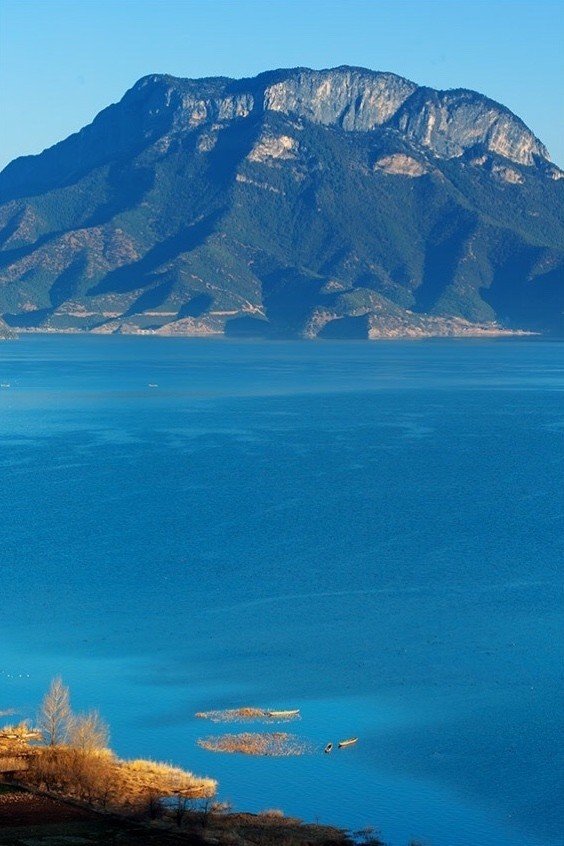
(2, 323), (539, 341)
(0, 678), (420, 846)
(196, 706), (301, 723)
(197, 732), (313, 756)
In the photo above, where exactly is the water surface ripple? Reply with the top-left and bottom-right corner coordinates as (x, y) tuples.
(1, 336), (562, 846)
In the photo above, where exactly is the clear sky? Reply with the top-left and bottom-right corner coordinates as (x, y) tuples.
(1, 0), (563, 170)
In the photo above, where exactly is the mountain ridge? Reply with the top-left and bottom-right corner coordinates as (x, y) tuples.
(0, 65), (562, 339)
(2, 66), (552, 189)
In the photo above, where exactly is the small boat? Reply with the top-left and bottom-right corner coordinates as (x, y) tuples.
(338, 738), (358, 748)
(324, 742), (333, 754)
(266, 709), (300, 718)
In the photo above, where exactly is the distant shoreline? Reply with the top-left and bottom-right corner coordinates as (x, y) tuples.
(3, 326), (545, 342)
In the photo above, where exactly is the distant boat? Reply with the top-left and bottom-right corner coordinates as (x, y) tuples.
(324, 742), (333, 754)
(266, 709), (300, 718)
(148, 383), (158, 388)
(338, 738), (358, 748)
(0, 383), (10, 388)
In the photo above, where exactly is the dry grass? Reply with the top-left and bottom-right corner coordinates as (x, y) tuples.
(197, 732), (312, 757)
(16, 746), (216, 813)
(203, 809), (349, 846)
(118, 758), (216, 799)
(195, 707), (300, 723)
(0, 722), (41, 751)
(196, 707), (268, 722)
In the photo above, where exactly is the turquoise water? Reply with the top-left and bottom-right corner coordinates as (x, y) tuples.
(0, 336), (562, 846)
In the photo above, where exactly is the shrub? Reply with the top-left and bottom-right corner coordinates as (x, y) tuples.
(24, 746), (118, 806)
(67, 710), (109, 751)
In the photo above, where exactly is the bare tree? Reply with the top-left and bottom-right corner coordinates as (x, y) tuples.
(199, 796), (214, 829)
(38, 676), (70, 746)
(68, 710), (109, 751)
(173, 793), (193, 827)
(354, 828), (386, 846)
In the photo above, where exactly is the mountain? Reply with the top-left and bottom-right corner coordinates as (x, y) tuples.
(0, 66), (562, 339)
(0, 318), (14, 339)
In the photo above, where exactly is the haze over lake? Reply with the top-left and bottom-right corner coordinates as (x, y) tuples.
(1, 336), (562, 846)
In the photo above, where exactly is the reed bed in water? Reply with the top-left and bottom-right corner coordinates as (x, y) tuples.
(197, 732), (312, 756)
(195, 707), (299, 723)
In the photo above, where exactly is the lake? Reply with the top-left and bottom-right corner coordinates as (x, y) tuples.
(0, 335), (562, 846)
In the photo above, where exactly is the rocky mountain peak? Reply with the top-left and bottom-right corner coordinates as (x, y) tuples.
(120, 66), (551, 168)
(0, 66), (555, 206)
(261, 66), (417, 130)
(392, 86), (549, 166)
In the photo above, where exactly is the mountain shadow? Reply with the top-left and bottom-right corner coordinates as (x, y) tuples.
(225, 316), (274, 338)
(482, 249), (564, 333)
(82, 164), (156, 229)
(319, 314), (370, 338)
(49, 253), (88, 308)
(123, 278), (174, 316)
(413, 212), (478, 313)
(88, 209), (224, 296)
(178, 293), (214, 318)
(3, 307), (54, 327)
(261, 267), (328, 336)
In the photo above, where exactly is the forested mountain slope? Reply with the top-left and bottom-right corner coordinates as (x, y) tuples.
(0, 66), (562, 338)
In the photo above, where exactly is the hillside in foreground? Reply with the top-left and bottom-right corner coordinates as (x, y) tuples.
(0, 785), (351, 846)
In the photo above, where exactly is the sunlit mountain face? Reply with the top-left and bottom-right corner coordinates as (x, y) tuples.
(0, 66), (562, 340)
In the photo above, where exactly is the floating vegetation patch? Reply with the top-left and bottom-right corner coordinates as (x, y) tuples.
(195, 707), (300, 723)
(197, 732), (312, 756)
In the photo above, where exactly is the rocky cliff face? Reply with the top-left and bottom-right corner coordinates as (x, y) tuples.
(0, 66), (562, 338)
(262, 68), (416, 130)
(392, 87), (549, 165)
(0, 317), (15, 339)
(122, 67), (551, 164)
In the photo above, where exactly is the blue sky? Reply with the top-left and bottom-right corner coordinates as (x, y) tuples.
(1, 0), (563, 169)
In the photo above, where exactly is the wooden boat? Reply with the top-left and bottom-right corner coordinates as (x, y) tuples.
(338, 738), (358, 748)
(324, 742), (333, 754)
(266, 709), (300, 718)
